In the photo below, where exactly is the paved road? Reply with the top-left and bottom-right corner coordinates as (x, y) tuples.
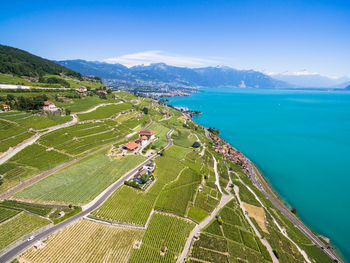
(0, 129), (174, 263)
(250, 163), (342, 263)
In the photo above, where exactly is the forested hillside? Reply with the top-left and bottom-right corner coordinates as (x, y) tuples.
(0, 44), (81, 78)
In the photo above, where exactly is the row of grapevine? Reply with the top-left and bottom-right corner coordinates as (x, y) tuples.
(21, 219), (144, 263)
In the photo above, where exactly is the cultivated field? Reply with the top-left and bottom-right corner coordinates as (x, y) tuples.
(155, 167), (201, 216)
(0, 143), (71, 193)
(77, 102), (131, 121)
(20, 219), (144, 263)
(0, 207), (20, 223)
(129, 213), (195, 263)
(38, 122), (121, 156)
(91, 155), (185, 225)
(14, 153), (146, 205)
(0, 118), (34, 153)
(0, 212), (49, 250)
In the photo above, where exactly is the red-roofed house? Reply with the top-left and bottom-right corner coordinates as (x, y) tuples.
(124, 141), (139, 151)
(135, 135), (148, 147)
(139, 129), (155, 139)
(1, 104), (10, 112)
(43, 101), (58, 111)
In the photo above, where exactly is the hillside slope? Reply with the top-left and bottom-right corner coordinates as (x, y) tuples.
(0, 44), (81, 78)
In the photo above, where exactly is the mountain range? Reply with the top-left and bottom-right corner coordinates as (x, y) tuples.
(56, 60), (291, 89)
(56, 59), (350, 90)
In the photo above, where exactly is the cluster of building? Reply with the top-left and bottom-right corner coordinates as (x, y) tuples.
(211, 134), (250, 172)
(124, 129), (155, 152)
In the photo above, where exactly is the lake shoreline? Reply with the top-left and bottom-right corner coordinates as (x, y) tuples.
(164, 90), (346, 262)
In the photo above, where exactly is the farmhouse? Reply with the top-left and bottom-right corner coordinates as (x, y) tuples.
(1, 104), (10, 111)
(139, 129), (155, 139)
(135, 135), (148, 147)
(43, 101), (58, 111)
(124, 141), (139, 151)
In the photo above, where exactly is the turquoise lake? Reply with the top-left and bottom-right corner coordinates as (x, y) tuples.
(166, 88), (350, 261)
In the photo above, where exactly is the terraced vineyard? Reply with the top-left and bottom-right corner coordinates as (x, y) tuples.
(20, 219), (144, 263)
(77, 102), (131, 121)
(15, 154), (146, 205)
(0, 207), (20, 223)
(0, 118), (34, 153)
(129, 213), (195, 263)
(91, 155), (186, 225)
(155, 167), (201, 216)
(38, 122), (121, 156)
(0, 212), (50, 250)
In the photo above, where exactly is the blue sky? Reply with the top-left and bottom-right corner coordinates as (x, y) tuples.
(0, 0), (349, 77)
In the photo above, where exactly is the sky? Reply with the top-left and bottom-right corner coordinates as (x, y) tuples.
(0, 0), (350, 77)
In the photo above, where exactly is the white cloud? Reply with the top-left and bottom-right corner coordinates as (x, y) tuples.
(103, 50), (218, 68)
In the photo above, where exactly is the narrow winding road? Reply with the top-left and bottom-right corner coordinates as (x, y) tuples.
(0, 129), (174, 263)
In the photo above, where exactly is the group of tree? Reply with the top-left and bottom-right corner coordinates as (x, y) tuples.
(0, 94), (48, 111)
(39, 76), (70, 88)
(208, 127), (220, 135)
(0, 44), (82, 79)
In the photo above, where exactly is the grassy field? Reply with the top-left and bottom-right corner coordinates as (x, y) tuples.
(77, 103), (131, 121)
(91, 155), (186, 225)
(0, 212), (49, 250)
(129, 213), (195, 263)
(15, 153), (146, 205)
(20, 219), (144, 263)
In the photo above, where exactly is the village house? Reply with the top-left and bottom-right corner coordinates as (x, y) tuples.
(124, 141), (139, 151)
(24, 77), (39, 83)
(96, 90), (107, 95)
(139, 129), (155, 140)
(76, 86), (87, 94)
(43, 101), (58, 111)
(1, 104), (10, 112)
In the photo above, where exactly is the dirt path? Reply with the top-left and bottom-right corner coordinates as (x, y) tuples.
(212, 156), (223, 194)
(233, 185), (279, 263)
(177, 182), (234, 263)
(0, 102), (123, 165)
(234, 174), (311, 263)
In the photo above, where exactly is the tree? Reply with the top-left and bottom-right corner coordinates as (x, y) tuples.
(65, 109), (71, 116)
(140, 174), (150, 184)
(192, 141), (201, 148)
(291, 208), (297, 214)
(142, 107), (149, 114)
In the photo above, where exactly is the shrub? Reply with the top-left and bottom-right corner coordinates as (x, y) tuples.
(192, 141), (201, 148)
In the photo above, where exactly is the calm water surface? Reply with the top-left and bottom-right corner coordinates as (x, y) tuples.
(167, 88), (350, 261)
